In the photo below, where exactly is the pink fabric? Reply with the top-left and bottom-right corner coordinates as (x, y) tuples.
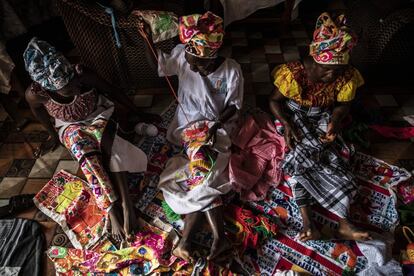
(230, 114), (286, 201)
(370, 125), (414, 140)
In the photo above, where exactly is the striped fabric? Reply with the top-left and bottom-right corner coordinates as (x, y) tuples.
(277, 100), (356, 218)
(0, 219), (44, 276)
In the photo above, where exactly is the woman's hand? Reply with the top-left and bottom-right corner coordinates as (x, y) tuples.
(284, 122), (301, 150)
(320, 121), (340, 143)
(207, 122), (220, 145)
(36, 133), (60, 157)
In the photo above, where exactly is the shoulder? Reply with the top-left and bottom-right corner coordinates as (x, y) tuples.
(348, 66), (364, 86)
(170, 44), (186, 58)
(222, 58), (243, 80)
(336, 66), (365, 102)
(25, 83), (48, 105)
(271, 62), (302, 98)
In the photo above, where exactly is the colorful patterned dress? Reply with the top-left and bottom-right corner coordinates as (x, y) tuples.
(30, 83), (147, 211)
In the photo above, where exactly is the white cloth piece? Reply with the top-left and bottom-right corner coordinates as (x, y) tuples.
(109, 134), (147, 173)
(157, 44), (244, 145)
(357, 260), (402, 276)
(274, 270), (300, 276)
(158, 127), (232, 214)
(357, 232), (402, 275)
(219, 0), (302, 26)
(403, 115), (414, 126)
(0, 267), (20, 276)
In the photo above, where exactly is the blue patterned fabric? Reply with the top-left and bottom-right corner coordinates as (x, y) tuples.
(23, 37), (74, 91)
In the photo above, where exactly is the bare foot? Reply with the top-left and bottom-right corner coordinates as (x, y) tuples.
(207, 236), (233, 262)
(122, 203), (139, 241)
(108, 206), (125, 243)
(337, 219), (372, 241)
(173, 239), (194, 263)
(299, 223), (321, 242)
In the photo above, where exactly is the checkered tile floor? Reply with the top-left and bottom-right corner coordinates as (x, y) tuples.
(0, 19), (413, 275)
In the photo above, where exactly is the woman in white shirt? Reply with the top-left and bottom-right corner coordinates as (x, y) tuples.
(139, 12), (244, 264)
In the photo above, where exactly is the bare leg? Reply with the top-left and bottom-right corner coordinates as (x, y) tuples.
(205, 206), (232, 262)
(100, 121), (136, 242)
(337, 218), (371, 241)
(173, 211), (203, 263)
(109, 171), (138, 241)
(299, 206), (321, 242)
(108, 202), (125, 242)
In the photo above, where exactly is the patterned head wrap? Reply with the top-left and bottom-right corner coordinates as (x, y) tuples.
(309, 12), (357, 65)
(179, 11), (224, 59)
(23, 37), (74, 91)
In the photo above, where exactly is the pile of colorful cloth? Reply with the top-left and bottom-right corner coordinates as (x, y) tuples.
(34, 104), (411, 275)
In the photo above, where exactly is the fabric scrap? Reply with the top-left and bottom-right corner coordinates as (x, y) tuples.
(34, 170), (108, 249)
(0, 219), (44, 276)
(133, 10), (178, 43)
(230, 113), (285, 201)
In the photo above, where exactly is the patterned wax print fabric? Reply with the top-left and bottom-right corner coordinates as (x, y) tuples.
(48, 220), (177, 275)
(23, 37), (74, 91)
(181, 121), (218, 190)
(179, 11), (224, 58)
(34, 170), (108, 249)
(276, 100), (357, 218)
(309, 12), (357, 65)
(135, 102), (411, 275)
(272, 61), (364, 107)
(62, 119), (118, 211)
(158, 120), (232, 214)
(132, 10), (178, 43)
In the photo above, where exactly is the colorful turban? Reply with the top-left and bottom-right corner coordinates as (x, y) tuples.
(178, 11), (224, 59)
(23, 37), (74, 91)
(309, 12), (357, 65)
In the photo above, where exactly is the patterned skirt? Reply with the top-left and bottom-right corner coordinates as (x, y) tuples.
(276, 101), (356, 218)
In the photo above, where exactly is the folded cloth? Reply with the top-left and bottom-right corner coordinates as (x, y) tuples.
(230, 114), (286, 201)
(34, 170), (108, 249)
(0, 219), (44, 276)
(132, 10), (178, 43)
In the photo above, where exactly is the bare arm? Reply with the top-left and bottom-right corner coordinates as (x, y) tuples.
(269, 88), (293, 126)
(269, 88), (300, 149)
(25, 88), (56, 137)
(218, 105), (237, 125)
(320, 102), (351, 143)
(25, 87), (60, 155)
(207, 105), (238, 142)
(331, 103), (350, 127)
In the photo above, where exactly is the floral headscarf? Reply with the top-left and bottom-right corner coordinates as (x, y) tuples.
(309, 12), (357, 65)
(179, 12), (224, 59)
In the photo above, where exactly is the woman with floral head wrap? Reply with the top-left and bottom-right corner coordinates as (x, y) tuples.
(24, 37), (160, 243)
(269, 13), (371, 242)
(139, 12), (243, 263)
